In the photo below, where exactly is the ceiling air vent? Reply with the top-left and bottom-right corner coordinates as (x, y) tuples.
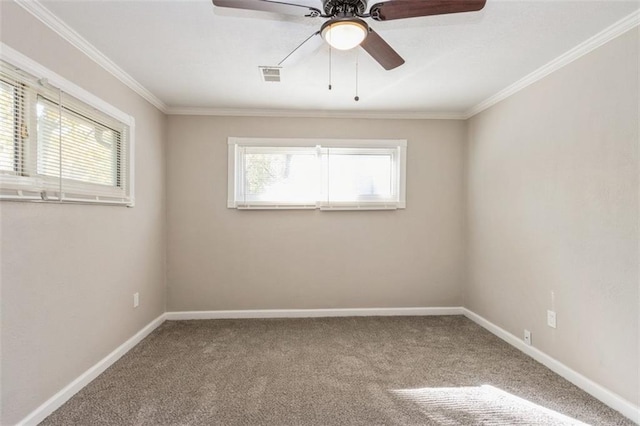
(259, 66), (281, 82)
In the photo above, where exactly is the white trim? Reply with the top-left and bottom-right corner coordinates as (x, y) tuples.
(235, 204), (317, 210)
(11, 1), (638, 120)
(13, 0), (167, 113)
(0, 44), (136, 206)
(464, 9), (640, 118)
(17, 314), (166, 426)
(318, 203), (399, 211)
(462, 308), (640, 424)
(165, 307), (463, 320)
(227, 137), (407, 148)
(1, 43), (133, 126)
(127, 120), (136, 207)
(167, 107), (466, 120)
(227, 137), (407, 210)
(227, 142), (236, 208)
(13, 307), (638, 424)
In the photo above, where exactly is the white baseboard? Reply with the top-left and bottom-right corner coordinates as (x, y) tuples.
(463, 308), (640, 424)
(165, 306), (464, 320)
(16, 307), (638, 425)
(17, 313), (166, 426)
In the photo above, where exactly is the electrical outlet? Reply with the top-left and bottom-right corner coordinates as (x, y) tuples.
(547, 310), (557, 328)
(524, 329), (532, 346)
(133, 292), (139, 308)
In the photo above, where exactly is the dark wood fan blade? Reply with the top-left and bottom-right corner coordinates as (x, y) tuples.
(370, 0), (486, 21)
(212, 0), (322, 17)
(360, 28), (405, 70)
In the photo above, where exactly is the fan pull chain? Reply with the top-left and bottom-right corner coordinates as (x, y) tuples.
(354, 49), (360, 101)
(328, 46), (332, 90)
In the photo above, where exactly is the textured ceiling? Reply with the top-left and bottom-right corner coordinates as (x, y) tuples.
(38, 0), (639, 115)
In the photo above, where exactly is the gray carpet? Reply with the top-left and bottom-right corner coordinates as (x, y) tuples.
(41, 316), (634, 425)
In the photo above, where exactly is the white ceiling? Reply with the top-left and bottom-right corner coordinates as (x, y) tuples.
(36, 0), (639, 116)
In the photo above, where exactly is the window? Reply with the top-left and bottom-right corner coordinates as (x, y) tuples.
(0, 54), (134, 206)
(228, 138), (407, 210)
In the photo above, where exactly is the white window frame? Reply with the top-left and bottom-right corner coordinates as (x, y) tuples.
(228, 137), (407, 210)
(0, 44), (135, 206)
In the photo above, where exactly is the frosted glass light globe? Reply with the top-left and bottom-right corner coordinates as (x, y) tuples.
(321, 19), (368, 50)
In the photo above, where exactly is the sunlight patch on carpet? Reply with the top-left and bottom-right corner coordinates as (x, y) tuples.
(392, 385), (588, 425)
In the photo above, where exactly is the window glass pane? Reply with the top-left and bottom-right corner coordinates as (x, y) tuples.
(325, 151), (393, 202)
(242, 149), (318, 203)
(0, 59), (132, 205)
(0, 80), (16, 173)
(37, 96), (120, 187)
(228, 139), (405, 210)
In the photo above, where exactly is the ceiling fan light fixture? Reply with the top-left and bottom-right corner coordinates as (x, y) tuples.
(321, 18), (368, 50)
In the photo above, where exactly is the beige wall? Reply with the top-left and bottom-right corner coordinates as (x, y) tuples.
(466, 28), (639, 404)
(166, 116), (467, 311)
(1, 0), (637, 422)
(0, 3), (166, 424)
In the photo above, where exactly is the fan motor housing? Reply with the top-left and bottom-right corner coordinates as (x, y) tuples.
(322, 0), (367, 16)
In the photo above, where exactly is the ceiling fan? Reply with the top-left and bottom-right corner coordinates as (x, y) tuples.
(211, 0), (487, 70)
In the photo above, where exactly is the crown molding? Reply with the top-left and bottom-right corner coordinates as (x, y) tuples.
(15, 0), (168, 113)
(14, 1), (639, 120)
(165, 106), (467, 120)
(464, 9), (640, 119)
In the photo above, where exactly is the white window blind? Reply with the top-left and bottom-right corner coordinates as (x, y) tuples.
(0, 79), (19, 174)
(228, 138), (407, 210)
(0, 55), (134, 206)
